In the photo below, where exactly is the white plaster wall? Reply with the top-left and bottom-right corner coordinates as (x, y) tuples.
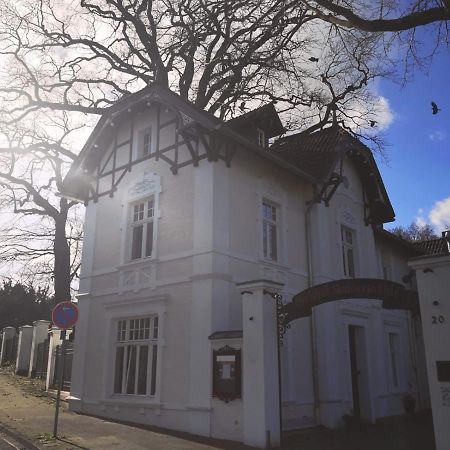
(73, 108), (425, 443)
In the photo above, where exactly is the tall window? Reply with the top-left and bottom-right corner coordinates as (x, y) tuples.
(262, 201), (278, 261)
(341, 225), (356, 277)
(141, 128), (152, 157)
(113, 317), (159, 396)
(388, 332), (399, 388)
(130, 198), (154, 260)
(381, 251), (392, 280)
(257, 128), (266, 148)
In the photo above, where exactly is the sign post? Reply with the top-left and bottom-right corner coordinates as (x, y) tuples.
(51, 301), (79, 438)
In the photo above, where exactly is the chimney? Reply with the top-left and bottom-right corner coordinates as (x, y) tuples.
(443, 230), (450, 253)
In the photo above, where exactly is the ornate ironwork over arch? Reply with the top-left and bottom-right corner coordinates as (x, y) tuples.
(280, 278), (419, 326)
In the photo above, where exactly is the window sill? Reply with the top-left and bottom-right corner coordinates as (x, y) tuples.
(103, 397), (162, 408)
(118, 257), (157, 270)
(259, 258), (291, 271)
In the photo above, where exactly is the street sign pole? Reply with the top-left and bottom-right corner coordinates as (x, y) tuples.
(53, 329), (67, 438)
(51, 301), (78, 440)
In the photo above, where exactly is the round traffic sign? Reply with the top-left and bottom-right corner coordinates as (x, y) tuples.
(52, 301), (79, 330)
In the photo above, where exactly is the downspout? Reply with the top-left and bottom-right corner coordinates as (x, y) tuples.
(305, 193), (320, 424)
(305, 146), (346, 425)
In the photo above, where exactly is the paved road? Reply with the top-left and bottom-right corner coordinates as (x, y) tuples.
(0, 428), (38, 450)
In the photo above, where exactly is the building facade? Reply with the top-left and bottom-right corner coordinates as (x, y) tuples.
(64, 85), (429, 447)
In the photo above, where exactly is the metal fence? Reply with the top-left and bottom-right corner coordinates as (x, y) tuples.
(52, 341), (74, 391)
(34, 338), (50, 379)
(2, 335), (18, 365)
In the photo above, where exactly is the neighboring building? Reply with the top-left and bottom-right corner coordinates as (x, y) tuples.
(63, 85), (429, 447)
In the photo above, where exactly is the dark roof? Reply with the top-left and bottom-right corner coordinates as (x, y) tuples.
(269, 125), (347, 180)
(374, 228), (423, 256)
(227, 104), (285, 138)
(270, 125), (396, 224)
(413, 237), (449, 255)
(208, 330), (243, 340)
(62, 86), (394, 226)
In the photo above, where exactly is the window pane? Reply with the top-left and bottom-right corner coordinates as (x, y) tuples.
(263, 223), (268, 258)
(269, 223), (277, 260)
(347, 248), (355, 278)
(131, 225), (143, 260)
(137, 345), (149, 395)
(143, 130), (151, 156)
(147, 199), (154, 218)
(133, 203), (144, 222)
(114, 347), (124, 394)
(145, 222), (153, 257)
(153, 316), (158, 339)
(389, 333), (399, 387)
(126, 345), (137, 394)
(150, 344), (158, 395)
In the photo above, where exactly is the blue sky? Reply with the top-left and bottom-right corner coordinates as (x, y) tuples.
(375, 47), (450, 233)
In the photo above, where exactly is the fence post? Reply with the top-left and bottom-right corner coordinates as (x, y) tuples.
(28, 320), (50, 377)
(16, 325), (33, 375)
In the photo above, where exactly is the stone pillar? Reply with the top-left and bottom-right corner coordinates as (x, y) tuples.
(0, 327), (17, 365)
(69, 294), (90, 412)
(28, 320), (50, 377)
(15, 325), (33, 375)
(409, 254), (450, 450)
(238, 279), (283, 448)
(46, 328), (62, 390)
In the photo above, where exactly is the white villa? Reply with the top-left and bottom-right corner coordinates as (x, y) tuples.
(63, 85), (430, 448)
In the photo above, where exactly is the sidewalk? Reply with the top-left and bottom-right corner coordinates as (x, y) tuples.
(0, 368), (436, 450)
(0, 369), (250, 450)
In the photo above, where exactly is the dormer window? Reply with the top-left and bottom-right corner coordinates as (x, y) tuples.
(257, 128), (266, 148)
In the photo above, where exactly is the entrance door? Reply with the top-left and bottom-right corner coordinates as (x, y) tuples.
(348, 325), (371, 420)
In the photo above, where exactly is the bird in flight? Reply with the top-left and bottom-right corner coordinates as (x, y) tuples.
(369, 120), (377, 128)
(309, 57), (319, 62)
(431, 101), (441, 115)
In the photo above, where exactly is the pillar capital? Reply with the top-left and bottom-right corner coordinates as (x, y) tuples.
(236, 279), (284, 295)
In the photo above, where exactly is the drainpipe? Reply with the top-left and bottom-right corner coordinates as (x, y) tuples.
(305, 195), (320, 424)
(304, 143), (346, 426)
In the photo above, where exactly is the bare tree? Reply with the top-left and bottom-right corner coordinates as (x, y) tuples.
(0, 114), (83, 300)
(297, 1), (450, 74)
(297, 1), (450, 32)
(0, 0), (387, 134)
(389, 222), (439, 242)
(0, 0), (398, 296)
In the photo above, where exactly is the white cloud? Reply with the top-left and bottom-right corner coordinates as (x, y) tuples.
(415, 213), (427, 228)
(372, 96), (394, 131)
(429, 130), (447, 142)
(429, 197), (450, 231)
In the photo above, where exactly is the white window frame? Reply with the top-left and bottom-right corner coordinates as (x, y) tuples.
(341, 225), (357, 278)
(262, 200), (279, 262)
(129, 197), (155, 261)
(113, 316), (160, 397)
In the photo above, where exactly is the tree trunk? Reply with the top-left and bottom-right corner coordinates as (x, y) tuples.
(53, 213), (71, 303)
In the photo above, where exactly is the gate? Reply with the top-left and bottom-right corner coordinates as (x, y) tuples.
(34, 338), (50, 379)
(52, 342), (74, 391)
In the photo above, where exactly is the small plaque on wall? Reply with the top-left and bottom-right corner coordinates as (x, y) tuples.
(212, 346), (241, 402)
(436, 361), (450, 382)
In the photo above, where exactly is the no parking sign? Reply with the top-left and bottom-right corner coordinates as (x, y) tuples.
(52, 301), (78, 330)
